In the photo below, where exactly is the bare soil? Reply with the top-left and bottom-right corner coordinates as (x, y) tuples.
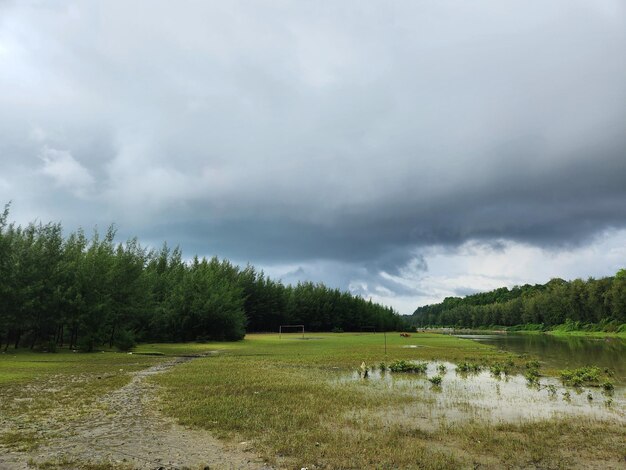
(0, 356), (271, 470)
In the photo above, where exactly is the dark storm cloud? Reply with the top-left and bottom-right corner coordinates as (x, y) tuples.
(1, 1), (625, 310)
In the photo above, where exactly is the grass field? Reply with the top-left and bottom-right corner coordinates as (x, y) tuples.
(150, 333), (625, 469)
(1, 333), (624, 469)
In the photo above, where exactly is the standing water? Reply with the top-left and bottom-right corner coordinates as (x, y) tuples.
(333, 333), (626, 427)
(454, 333), (626, 384)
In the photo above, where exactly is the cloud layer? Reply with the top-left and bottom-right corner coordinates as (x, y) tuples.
(1, 1), (625, 312)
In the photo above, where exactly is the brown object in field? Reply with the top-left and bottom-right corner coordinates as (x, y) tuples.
(400, 333), (411, 337)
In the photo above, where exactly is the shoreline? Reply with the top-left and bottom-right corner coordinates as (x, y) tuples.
(420, 327), (626, 339)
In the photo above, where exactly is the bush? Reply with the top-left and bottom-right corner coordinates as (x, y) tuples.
(489, 362), (510, 377)
(456, 362), (482, 373)
(601, 380), (614, 392)
(428, 375), (443, 386)
(388, 360), (428, 373)
(525, 369), (540, 385)
(559, 366), (602, 387)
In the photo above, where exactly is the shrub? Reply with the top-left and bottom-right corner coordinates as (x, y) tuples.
(456, 362), (482, 373)
(428, 375), (443, 386)
(525, 368), (540, 385)
(559, 367), (602, 387)
(489, 362), (510, 377)
(388, 360), (428, 373)
(601, 381), (614, 392)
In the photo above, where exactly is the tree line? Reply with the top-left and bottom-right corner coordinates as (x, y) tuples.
(0, 205), (405, 351)
(409, 272), (626, 330)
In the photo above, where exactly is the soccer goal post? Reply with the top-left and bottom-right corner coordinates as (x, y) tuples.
(279, 324), (305, 339)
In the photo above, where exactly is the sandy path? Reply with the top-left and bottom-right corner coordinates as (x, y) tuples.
(0, 355), (271, 470)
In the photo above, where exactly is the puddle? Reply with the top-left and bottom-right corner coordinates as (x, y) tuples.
(333, 362), (626, 427)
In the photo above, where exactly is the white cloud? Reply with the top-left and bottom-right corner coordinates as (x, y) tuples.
(359, 230), (626, 313)
(39, 146), (95, 198)
(1, 2), (625, 315)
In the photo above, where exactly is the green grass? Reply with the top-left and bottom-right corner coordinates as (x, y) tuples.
(547, 329), (626, 338)
(152, 333), (626, 469)
(2, 334), (624, 469)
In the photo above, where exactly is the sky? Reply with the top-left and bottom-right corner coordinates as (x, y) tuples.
(1, 1), (625, 314)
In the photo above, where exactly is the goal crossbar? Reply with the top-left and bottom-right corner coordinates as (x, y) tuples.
(279, 324), (305, 339)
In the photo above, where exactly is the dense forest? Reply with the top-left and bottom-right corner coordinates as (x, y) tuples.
(0, 205), (405, 351)
(410, 272), (626, 330)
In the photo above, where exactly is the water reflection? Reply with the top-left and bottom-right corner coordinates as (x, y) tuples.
(455, 333), (626, 383)
(334, 362), (626, 427)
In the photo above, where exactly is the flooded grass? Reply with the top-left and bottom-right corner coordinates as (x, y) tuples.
(2, 334), (624, 468)
(337, 361), (625, 426)
(154, 333), (626, 469)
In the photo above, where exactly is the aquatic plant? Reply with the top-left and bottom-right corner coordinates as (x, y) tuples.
(456, 362), (482, 373)
(437, 364), (447, 374)
(525, 360), (540, 370)
(603, 367), (615, 377)
(379, 362), (387, 372)
(428, 375), (443, 386)
(525, 369), (540, 386)
(601, 380), (614, 392)
(489, 362), (510, 378)
(523, 359), (541, 385)
(388, 360), (428, 373)
(559, 367), (602, 387)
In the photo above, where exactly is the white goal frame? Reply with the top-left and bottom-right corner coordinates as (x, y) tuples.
(279, 324), (305, 339)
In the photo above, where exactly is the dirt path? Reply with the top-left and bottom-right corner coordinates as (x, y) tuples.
(0, 355), (271, 470)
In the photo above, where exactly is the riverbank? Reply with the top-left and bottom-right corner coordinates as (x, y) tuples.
(424, 325), (626, 339)
(547, 329), (626, 338)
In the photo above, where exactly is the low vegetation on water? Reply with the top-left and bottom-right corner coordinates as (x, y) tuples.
(428, 374), (443, 386)
(388, 359), (428, 373)
(152, 333), (625, 469)
(559, 366), (615, 392)
(455, 361), (482, 373)
(1, 333), (624, 469)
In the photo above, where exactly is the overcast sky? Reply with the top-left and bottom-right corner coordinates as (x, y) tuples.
(1, 1), (625, 314)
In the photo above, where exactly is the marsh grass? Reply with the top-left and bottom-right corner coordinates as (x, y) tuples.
(389, 359), (428, 373)
(428, 375), (443, 386)
(2, 335), (624, 469)
(153, 333), (626, 469)
(455, 361), (482, 374)
(559, 366), (617, 390)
